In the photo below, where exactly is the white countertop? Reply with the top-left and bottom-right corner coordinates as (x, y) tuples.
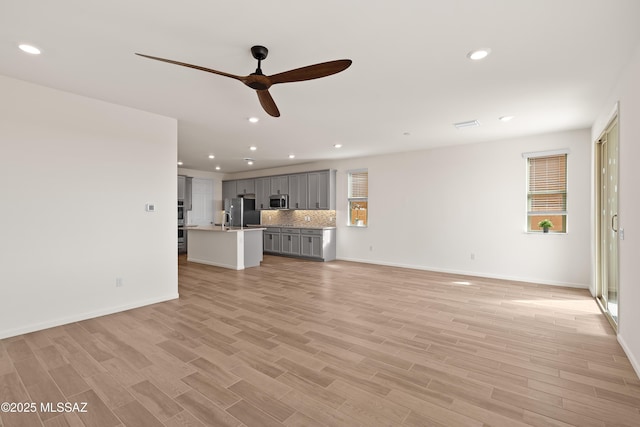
(257, 225), (336, 230)
(185, 225), (266, 233)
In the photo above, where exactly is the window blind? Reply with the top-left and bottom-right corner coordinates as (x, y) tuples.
(528, 154), (567, 213)
(349, 171), (368, 198)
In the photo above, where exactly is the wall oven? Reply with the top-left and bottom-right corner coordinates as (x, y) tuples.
(178, 200), (186, 253)
(178, 200), (185, 226)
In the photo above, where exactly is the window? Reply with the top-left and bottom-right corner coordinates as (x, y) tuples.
(525, 150), (568, 233)
(348, 169), (368, 227)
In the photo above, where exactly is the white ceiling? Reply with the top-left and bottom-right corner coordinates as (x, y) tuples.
(2, 1), (640, 173)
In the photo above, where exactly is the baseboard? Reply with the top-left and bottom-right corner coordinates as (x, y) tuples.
(336, 257), (589, 289)
(0, 293), (179, 340)
(187, 257), (241, 270)
(617, 334), (640, 379)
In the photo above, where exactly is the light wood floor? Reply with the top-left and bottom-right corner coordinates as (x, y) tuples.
(2, 256), (640, 427)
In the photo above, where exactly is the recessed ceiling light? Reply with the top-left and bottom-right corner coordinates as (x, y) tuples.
(403, 132), (411, 136)
(499, 115), (514, 122)
(453, 120), (481, 129)
(333, 144), (342, 148)
(247, 161), (254, 165)
(467, 48), (491, 61)
(18, 44), (41, 55)
(288, 154), (295, 159)
(208, 154), (215, 159)
(177, 161), (183, 166)
(248, 117), (259, 123)
(249, 146), (257, 151)
(215, 166), (221, 170)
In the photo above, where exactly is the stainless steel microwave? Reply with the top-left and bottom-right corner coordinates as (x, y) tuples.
(269, 194), (288, 209)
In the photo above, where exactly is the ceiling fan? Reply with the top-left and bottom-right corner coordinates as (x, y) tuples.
(135, 45), (352, 117)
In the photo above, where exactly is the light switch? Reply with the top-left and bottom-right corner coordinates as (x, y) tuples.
(145, 203), (156, 212)
(620, 228), (625, 240)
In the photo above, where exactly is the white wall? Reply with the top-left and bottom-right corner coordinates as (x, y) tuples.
(0, 75), (179, 339)
(226, 128), (592, 288)
(592, 41), (640, 375)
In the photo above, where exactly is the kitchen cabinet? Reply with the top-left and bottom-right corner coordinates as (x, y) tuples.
(280, 228), (301, 255)
(236, 178), (255, 195)
(178, 176), (193, 208)
(255, 177), (271, 210)
(185, 177), (193, 210)
(270, 175), (289, 195)
(307, 170), (336, 209)
(222, 180), (237, 200)
(288, 173), (308, 209)
(301, 229), (323, 258)
(300, 228), (336, 261)
(264, 227), (336, 261)
(227, 169), (335, 210)
(263, 227), (281, 253)
(178, 176), (186, 200)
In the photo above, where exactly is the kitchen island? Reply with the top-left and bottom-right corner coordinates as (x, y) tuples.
(186, 226), (265, 270)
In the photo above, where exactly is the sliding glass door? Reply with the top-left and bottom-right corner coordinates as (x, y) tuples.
(597, 117), (619, 325)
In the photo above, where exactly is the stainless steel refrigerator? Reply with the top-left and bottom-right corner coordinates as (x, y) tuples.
(224, 197), (259, 227)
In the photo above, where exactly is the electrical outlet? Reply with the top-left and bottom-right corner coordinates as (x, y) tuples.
(116, 277), (123, 287)
(470, 253), (475, 260)
(369, 245), (374, 251)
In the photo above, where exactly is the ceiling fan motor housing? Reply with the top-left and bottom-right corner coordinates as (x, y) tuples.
(251, 45), (268, 60)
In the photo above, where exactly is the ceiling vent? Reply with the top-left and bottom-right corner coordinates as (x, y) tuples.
(453, 120), (481, 129)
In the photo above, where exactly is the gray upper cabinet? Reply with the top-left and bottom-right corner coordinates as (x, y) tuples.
(288, 173), (308, 209)
(178, 176), (186, 200)
(270, 175), (289, 195)
(256, 177), (271, 210)
(184, 177), (193, 210)
(308, 170), (336, 209)
(236, 178), (255, 195)
(224, 169), (335, 210)
(222, 180), (237, 200)
(178, 175), (192, 209)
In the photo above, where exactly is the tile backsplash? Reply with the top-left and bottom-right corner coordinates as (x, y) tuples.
(260, 210), (336, 227)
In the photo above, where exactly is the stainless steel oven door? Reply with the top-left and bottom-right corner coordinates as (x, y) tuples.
(178, 201), (185, 224)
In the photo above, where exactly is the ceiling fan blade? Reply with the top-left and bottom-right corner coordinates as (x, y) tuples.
(269, 59), (352, 85)
(135, 53), (246, 83)
(257, 90), (280, 117)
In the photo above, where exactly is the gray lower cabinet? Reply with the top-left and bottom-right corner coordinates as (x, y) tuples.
(301, 228), (336, 261)
(263, 227), (281, 253)
(281, 228), (301, 255)
(263, 227), (335, 261)
(301, 230), (323, 258)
